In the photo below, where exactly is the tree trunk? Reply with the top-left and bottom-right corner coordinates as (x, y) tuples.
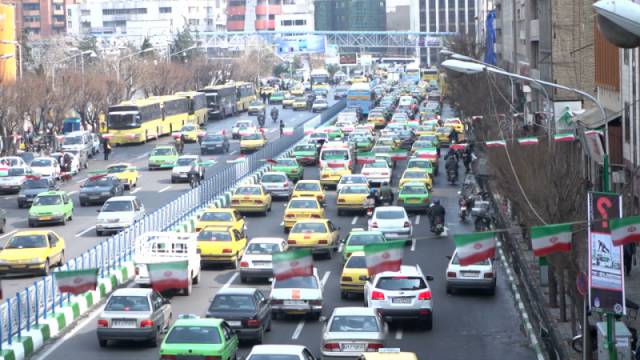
(549, 263), (558, 308)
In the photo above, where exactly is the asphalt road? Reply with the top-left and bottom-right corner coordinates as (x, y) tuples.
(0, 101), (328, 301)
(32, 122), (536, 359)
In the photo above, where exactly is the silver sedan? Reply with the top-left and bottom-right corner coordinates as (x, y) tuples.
(321, 307), (385, 358)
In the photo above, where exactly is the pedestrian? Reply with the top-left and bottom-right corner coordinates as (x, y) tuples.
(624, 243), (637, 276)
(279, 119), (285, 136)
(103, 138), (111, 160)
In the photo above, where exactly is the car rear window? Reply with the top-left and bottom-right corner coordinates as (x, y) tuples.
(340, 186), (368, 194)
(246, 242), (280, 254)
(197, 230), (232, 241)
(295, 145), (316, 152)
(276, 159), (297, 166)
(200, 212), (233, 222)
(346, 255), (367, 268)
(329, 315), (379, 332)
(376, 276), (426, 291)
(209, 294), (256, 312)
(165, 325), (221, 344)
(452, 254), (490, 265)
(273, 276), (318, 289)
(291, 222), (326, 233)
(236, 187), (261, 195)
(348, 234), (384, 246)
(288, 199), (318, 209)
(105, 295), (150, 311)
(295, 182), (320, 191)
(262, 174), (286, 183)
(375, 209), (405, 220)
(401, 186), (427, 194)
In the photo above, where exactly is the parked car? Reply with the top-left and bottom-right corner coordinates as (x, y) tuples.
(206, 287), (272, 343)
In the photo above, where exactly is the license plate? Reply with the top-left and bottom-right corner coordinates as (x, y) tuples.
(179, 174), (187, 178)
(226, 321), (241, 327)
(253, 261), (271, 267)
(461, 271), (479, 277)
(284, 300), (306, 306)
(386, 233), (398, 237)
(392, 297), (412, 304)
(342, 343), (366, 352)
(39, 216), (51, 221)
(112, 320), (136, 328)
(406, 198), (421, 203)
(89, 196), (100, 199)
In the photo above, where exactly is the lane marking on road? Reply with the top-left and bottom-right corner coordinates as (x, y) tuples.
(230, 150), (238, 155)
(222, 272), (238, 289)
(338, 243), (344, 253)
(75, 177), (88, 184)
(321, 271), (331, 287)
(415, 215), (421, 225)
(410, 238), (416, 252)
(134, 152), (149, 160)
(292, 319), (305, 340)
(3, 196), (11, 200)
(0, 230), (17, 241)
(76, 226), (96, 238)
(159, 185), (171, 193)
(130, 187), (142, 194)
(395, 327), (403, 340)
(351, 216), (358, 225)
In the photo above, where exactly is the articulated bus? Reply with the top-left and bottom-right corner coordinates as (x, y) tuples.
(310, 68), (331, 95)
(234, 81), (256, 112)
(107, 99), (163, 145)
(199, 84), (237, 120)
(347, 82), (376, 115)
(151, 95), (191, 134)
(175, 91), (208, 125)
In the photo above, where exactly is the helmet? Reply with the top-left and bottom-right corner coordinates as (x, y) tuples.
(370, 188), (377, 195)
(433, 199), (440, 205)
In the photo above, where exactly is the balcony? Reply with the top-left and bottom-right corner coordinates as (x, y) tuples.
(529, 19), (539, 42)
(255, 5), (282, 16)
(23, 10), (40, 17)
(227, 20), (245, 31)
(227, 5), (245, 16)
(255, 19), (275, 30)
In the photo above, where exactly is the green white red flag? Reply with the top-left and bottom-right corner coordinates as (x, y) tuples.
(485, 140), (506, 148)
(283, 127), (294, 136)
(611, 215), (640, 246)
(356, 152), (376, 164)
(453, 231), (496, 266)
(364, 241), (405, 276)
(530, 223), (572, 257)
(416, 148), (438, 160)
(517, 137), (539, 145)
(54, 268), (99, 295)
(390, 150), (409, 161)
(0, 168), (8, 176)
(147, 260), (189, 292)
(450, 143), (467, 150)
(272, 249), (314, 281)
(553, 133), (576, 142)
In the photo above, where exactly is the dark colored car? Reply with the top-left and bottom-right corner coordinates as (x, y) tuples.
(0, 208), (6, 233)
(79, 175), (124, 206)
(394, 129), (416, 150)
(206, 288), (272, 343)
(17, 177), (58, 208)
(334, 87), (349, 100)
(200, 133), (230, 154)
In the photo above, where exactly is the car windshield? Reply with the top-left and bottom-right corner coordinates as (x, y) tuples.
(408, 161), (431, 169)
(236, 187), (261, 195)
(105, 295), (150, 312)
(291, 222), (326, 233)
(83, 178), (114, 187)
(348, 234), (384, 246)
(248, 356), (301, 360)
(346, 255), (367, 268)
(31, 159), (52, 167)
(246, 242), (280, 254)
(276, 159), (297, 167)
(372, 146), (391, 153)
(414, 141), (431, 148)
(197, 230), (232, 241)
(295, 182), (321, 191)
(182, 125), (197, 132)
(262, 174), (286, 183)
(340, 186), (368, 194)
(33, 195), (61, 206)
(176, 158), (196, 166)
(209, 294), (256, 312)
(107, 165), (128, 173)
(295, 145), (315, 152)
(340, 176), (367, 185)
(101, 201), (133, 212)
(200, 212), (233, 222)
(401, 185), (427, 194)
(404, 171), (424, 178)
(452, 254), (490, 265)
(329, 315), (379, 332)
(165, 326), (221, 345)
(242, 133), (262, 140)
(273, 275), (318, 289)
(23, 179), (49, 188)
(5, 235), (47, 249)
(288, 199), (318, 209)
(151, 148), (173, 156)
(376, 276), (427, 291)
(63, 136), (83, 145)
(375, 210), (405, 220)
(250, 101), (263, 106)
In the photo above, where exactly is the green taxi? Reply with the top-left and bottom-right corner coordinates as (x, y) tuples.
(28, 191), (74, 227)
(351, 135), (374, 152)
(148, 145), (179, 170)
(272, 158), (304, 181)
(323, 127), (344, 141)
(292, 143), (318, 165)
(342, 229), (387, 261)
(160, 317), (238, 360)
(397, 182), (431, 213)
(407, 158), (435, 176)
(269, 91), (285, 104)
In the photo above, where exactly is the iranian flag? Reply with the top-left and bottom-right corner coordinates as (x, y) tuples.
(585, 130), (603, 137)
(283, 127), (294, 136)
(54, 268), (99, 295)
(390, 150), (409, 161)
(273, 249), (314, 281)
(304, 126), (314, 135)
(517, 137), (539, 145)
(554, 133), (576, 142)
(364, 241), (405, 276)
(357, 152), (376, 164)
(0, 167), (8, 176)
(453, 231), (497, 266)
(450, 143), (467, 150)
(611, 215), (640, 246)
(485, 140), (506, 148)
(530, 223), (572, 257)
(147, 260), (189, 292)
(416, 148), (438, 160)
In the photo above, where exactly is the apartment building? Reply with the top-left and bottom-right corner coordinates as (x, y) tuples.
(4, 0), (77, 38)
(314, 0), (386, 32)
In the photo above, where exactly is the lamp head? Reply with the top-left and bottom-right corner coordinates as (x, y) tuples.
(440, 59), (486, 75)
(593, 0), (640, 48)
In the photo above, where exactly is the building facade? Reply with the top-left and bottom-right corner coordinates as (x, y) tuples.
(227, 0), (311, 32)
(314, 0), (386, 32)
(4, 0), (77, 38)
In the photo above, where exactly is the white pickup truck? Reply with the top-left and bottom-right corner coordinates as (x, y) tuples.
(133, 232), (201, 295)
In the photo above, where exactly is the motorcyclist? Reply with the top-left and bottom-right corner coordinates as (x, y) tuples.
(445, 155), (458, 181)
(366, 188), (380, 207)
(448, 127), (459, 144)
(271, 107), (279, 123)
(257, 110), (266, 127)
(378, 181), (394, 205)
(429, 199), (446, 232)
(462, 147), (473, 173)
(187, 162), (201, 188)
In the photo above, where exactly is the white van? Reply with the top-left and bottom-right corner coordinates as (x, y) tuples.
(62, 131), (93, 157)
(319, 141), (354, 170)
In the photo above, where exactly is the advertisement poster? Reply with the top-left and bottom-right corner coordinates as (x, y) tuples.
(588, 192), (625, 314)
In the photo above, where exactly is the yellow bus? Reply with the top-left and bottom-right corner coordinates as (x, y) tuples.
(107, 98), (163, 145)
(421, 67), (439, 82)
(149, 95), (191, 134)
(175, 91), (208, 125)
(234, 81), (256, 112)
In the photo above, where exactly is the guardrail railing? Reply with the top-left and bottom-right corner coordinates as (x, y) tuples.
(0, 100), (346, 347)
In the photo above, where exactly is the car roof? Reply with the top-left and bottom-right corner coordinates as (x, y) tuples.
(296, 180), (321, 184)
(111, 287), (152, 297)
(203, 207), (234, 213)
(332, 307), (377, 316)
(14, 230), (53, 236)
(37, 191), (64, 196)
(173, 317), (223, 327)
(375, 265), (422, 278)
(108, 163), (133, 167)
(291, 219), (329, 224)
(401, 182), (427, 188)
(249, 344), (308, 355)
(249, 237), (285, 244)
(262, 171), (288, 176)
(376, 206), (405, 212)
(237, 184), (262, 188)
(105, 196), (137, 201)
(153, 145), (174, 149)
(178, 155), (199, 159)
(201, 225), (232, 231)
(349, 229), (383, 236)
(216, 287), (258, 296)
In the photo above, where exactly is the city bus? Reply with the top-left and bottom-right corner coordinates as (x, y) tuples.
(347, 82), (376, 115)
(404, 64), (421, 84)
(198, 84), (238, 120)
(310, 68), (331, 95)
(149, 95), (191, 134)
(234, 81), (256, 112)
(175, 91), (208, 125)
(421, 67), (439, 82)
(106, 99), (163, 145)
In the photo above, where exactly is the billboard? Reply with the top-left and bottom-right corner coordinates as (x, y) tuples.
(275, 35), (326, 55)
(0, 4), (16, 84)
(339, 53), (357, 65)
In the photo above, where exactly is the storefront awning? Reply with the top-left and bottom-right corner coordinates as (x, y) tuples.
(574, 107), (619, 129)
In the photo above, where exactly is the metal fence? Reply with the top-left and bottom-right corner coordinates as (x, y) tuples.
(0, 100), (346, 347)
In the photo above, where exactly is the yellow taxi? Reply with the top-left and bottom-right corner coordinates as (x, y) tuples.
(422, 119), (439, 128)
(358, 349), (418, 360)
(350, 76), (368, 83)
(287, 219), (340, 258)
(399, 168), (432, 190)
(292, 180), (326, 205)
(259, 86), (274, 96)
(196, 225), (248, 268)
(292, 97), (307, 111)
(445, 123), (465, 141)
(283, 197), (325, 232)
(415, 126), (436, 137)
(367, 112), (386, 128)
(435, 126), (451, 144)
(179, 123), (203, 143)
(231, 184), (272, 215)
(0, 230), (65, 276)
(240, 131), (267, 153)
(195, 207), (246, 233)
(320, 164), (351, 188)
(282, 92), (295, 108)
(444, 117), (464, 133)
(336, 184), (370, 215)
(291, 86), (305, 96)
(340, 251), (368, 298)
(106, 163), (139, 189)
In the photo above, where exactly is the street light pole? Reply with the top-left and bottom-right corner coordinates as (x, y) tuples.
(51, 50), (95, 90)
(116, 47), (155, 83)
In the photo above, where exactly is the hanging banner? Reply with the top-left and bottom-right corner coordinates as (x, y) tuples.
(588, 192), (625, 314)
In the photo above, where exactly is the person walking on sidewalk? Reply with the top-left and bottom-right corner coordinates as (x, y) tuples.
(279, 119), (285, 136)
(103, 138), (112, 160)
(625, 243), (637, 276)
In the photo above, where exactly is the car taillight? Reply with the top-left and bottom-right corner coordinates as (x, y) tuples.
(341, 276), (352, 281)
(231, 199), (239, 204)
(97, 319), (108, 328)
(134, 267), (139, 275)
(404, 221), (411, 228)
(424, 197), (430, 203)
(324, 343), (340, 350)
(447, 272), (457, 278)
(288, 240), (297, 244)
(283, 182), (289, 188)
(484, 272), (494, 278)
(245, 319), (261, 328)
(371, 290), (385, 300)
(345, 252), (352, 258)
(240, 261), (249, 267)
(371, 222), (378, 228)
(222, 248), (232, 253)
(338, 198), (345, 203)
(418, 290), (432, 300)
(362, 172), (369, 176)
(381, 172), (388, 176)
(140, 319), (154, 328)
(160, 356), (177, 360)
(311, 214), (321, 218)
(254, 200), (263, 204)
(319, 239), (328, 244)
(286, 214), (295, 218)
(367, 343), (384, 351)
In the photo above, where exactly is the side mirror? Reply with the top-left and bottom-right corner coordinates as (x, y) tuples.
(426, 275), (434, 281)
(445, 255), (452, 260)
(96, 209), (101, 213)
(196, 249), (202, 254)
(163, 298), (171, 305)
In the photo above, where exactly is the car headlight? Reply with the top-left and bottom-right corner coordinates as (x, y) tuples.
(28, 258), (44, 264)
(101, 192), (110, 196)
(97, 218), (107, 224)
(18, 194), (25, 198)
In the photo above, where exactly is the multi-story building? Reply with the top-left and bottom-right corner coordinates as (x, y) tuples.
(227, 0), (312, 32)
(275, 0), (313, 32)
(314, 0), (386, 32)
(5, 0), (77, 38)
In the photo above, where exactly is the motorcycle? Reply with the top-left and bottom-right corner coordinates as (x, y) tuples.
(365, 197), (376, 217)
(474, 214), (492, 231)
(431, 216), (444, 236)
(271, 110), (278, 123)
(257, 114), (266, 128)
(447, 169), (458, 185)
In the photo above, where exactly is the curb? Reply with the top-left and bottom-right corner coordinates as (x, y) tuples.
(0, 263), (134, 360)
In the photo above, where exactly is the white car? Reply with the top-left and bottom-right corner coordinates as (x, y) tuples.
(0, 166), (30, 193)
(337, 174), (369, 193)
(51, 152), (80, 175)
(361, 161), (392, 186)
(96, 196), (145, 236)
(239, 237), (288, 282)
(321, 307), (386, 357)
(445, 249), (497, 295)
(0, 156), (27, 167)
(247, 345), (317, 360)
(335, 119), (356, 134)
(171, 155), (204, 183)
(231, 120), (256, 139)
(270, 268), (323, 320)
(260, 171), (292, 199)
(90, 133), (101, 156)
(312, 99), (329, 113)
(30, 157), (60, 178)
(367, 206), (412, 241)
(364, 265), (434, 330)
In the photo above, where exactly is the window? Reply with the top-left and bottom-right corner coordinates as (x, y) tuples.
(159, 7), (171, 13)
(531, 41), (539, 69)
(625, 101), (630, 143)
(294, 19), (306, 26)
(103, 20), (126, 28)
(23, 3), (39, 10)
(188, 6), (198, 13)
(102, 8), (147, 15)
(81, 9), (90, 16)
(188, 18), (200, 25)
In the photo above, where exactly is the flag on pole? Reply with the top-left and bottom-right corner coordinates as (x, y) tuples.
(453, 231), (497, 266)
(272, 249), (314, 281)
(485, 140), (506, 148)
(450, 143), (467, 150)
(283, 127), (294, 136)
(415, 148), (438, 160)
(364, 241), (405, 276)
(530, 223), (572, 257)
(54, 268), (99, 295)
(0, 167), (8, 176)
(356, 152), (376, 164)
(304, 125), (314, 135)
(390, 150), (409, 161)
(611, 215), (640, 246)
(553, 133), (576, 142)
(517, 137), (539, 146)
(147, 260), (189, 292)
(585, 130), (604, 137)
